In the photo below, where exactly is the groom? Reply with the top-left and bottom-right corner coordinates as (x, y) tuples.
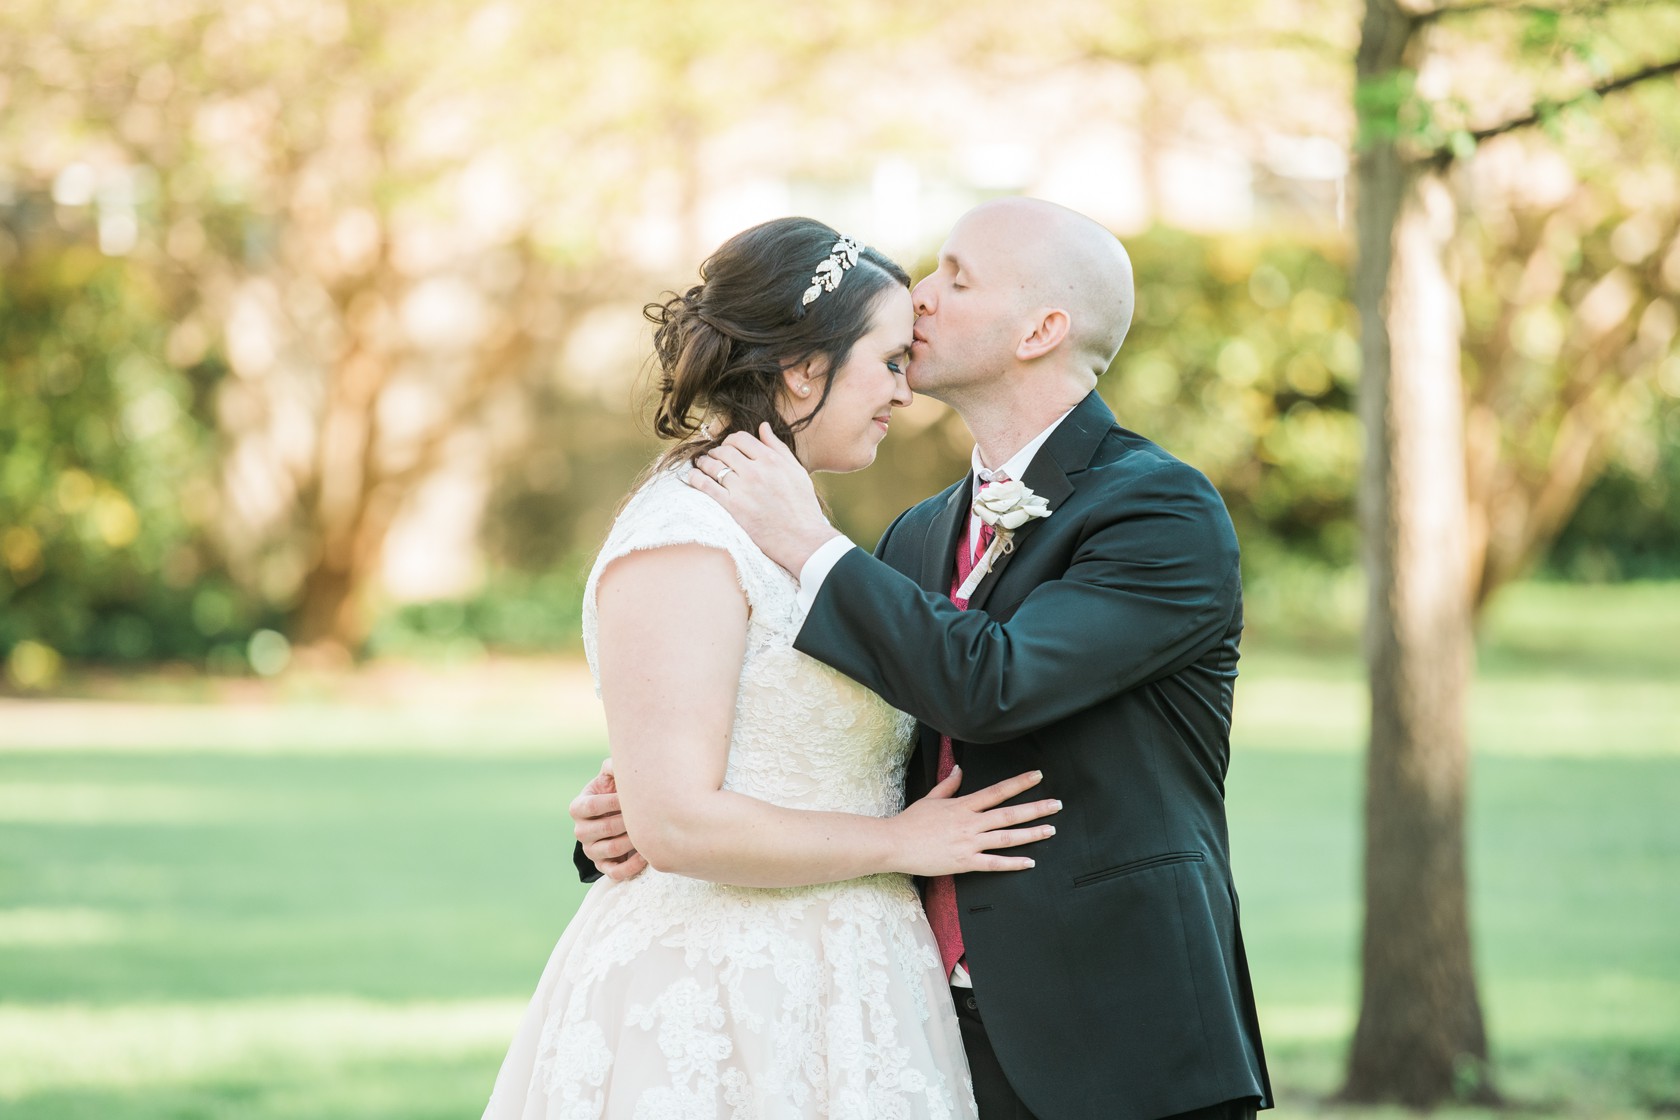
(579, 198), (1270, 1119)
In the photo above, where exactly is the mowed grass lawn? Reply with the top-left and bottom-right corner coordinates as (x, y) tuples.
(1, 582), (1676, 1119)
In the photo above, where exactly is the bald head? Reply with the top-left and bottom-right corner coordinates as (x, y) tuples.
(960, 198), (1135, 378)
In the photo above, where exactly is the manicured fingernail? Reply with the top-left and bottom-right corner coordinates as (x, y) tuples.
(1052, 800), (1062, 811)
(1045, 826), (1056, 836)
(1025, 859), (1036, 868)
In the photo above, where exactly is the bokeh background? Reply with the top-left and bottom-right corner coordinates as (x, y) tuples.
(1, 1), (1677, 1116)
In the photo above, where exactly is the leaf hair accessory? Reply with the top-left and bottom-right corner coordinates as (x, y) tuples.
(801, 235), (864, 307)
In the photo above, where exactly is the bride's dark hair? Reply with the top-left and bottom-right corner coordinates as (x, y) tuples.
(646, 218), (911, 467)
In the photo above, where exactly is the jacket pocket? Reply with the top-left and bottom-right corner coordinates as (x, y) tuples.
(1073, 850), (1205, 888)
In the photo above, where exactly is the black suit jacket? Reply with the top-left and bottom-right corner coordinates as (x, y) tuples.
(794, 391), (1271, 1120)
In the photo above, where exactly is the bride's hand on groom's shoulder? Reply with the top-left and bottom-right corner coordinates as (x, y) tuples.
(890, 768), (1060, 878)
(570, 758), (648, 882)
(686, 425), (841, 574)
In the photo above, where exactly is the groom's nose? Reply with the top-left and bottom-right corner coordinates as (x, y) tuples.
(912, 275), (936, 316)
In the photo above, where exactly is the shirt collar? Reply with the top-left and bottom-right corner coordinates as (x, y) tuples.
(969, 406), (1078, 496)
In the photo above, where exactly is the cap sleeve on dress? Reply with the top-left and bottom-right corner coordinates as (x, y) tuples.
(581, 467), (775, 691)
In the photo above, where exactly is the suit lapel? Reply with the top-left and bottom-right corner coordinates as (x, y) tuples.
(920, 479), (971, 596)
(966, 391), (1114, 613)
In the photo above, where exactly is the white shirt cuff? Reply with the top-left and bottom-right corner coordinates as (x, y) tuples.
(795, 535), (858, 617)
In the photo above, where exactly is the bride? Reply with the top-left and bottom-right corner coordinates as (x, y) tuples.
(481, 218), (1059, 1119)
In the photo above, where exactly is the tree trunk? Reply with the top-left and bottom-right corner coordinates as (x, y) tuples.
(287, 266), (402, 661)
(285, 253), (550, 660)
(291, 561), (362, 658)
(1341, 0), (1496, 1106)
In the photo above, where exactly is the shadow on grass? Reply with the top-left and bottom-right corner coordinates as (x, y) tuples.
(1259, 1039), (1680, 1118)
(12, 1044), (1679, 1119)
(5, 1053), (499, 1120)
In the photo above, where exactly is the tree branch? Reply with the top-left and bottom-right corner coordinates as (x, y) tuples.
(1475, 56), (1680, 140)
(1428, 55), (1680, 166)
(1421, 2), (1551, 20)
(1417, 0), (1632, 24)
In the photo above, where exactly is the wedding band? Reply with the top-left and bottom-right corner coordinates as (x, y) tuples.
(716, 466), (734, 483)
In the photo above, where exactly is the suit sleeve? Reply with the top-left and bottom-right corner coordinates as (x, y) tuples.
(794, 460), (1240, 744)
(573, 842), (602, 884)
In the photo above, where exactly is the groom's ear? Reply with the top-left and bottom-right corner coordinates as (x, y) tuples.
(1017, 308), (1070, 362)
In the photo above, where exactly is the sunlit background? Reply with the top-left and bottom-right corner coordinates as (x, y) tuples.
(2, 0), (1677, 1116)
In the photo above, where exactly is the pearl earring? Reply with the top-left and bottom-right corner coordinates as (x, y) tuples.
(799, 385), (810, 395)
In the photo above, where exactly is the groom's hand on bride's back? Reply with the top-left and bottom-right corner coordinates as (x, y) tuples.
(570, 758), (648, 881)
(892, 767), (1060, 877)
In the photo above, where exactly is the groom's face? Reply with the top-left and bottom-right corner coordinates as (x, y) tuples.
(907, 209), (1024, 399)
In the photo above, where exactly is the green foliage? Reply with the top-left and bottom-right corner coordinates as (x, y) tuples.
(366, 568), (590, 658)
(1112, 227), (1364, 569)
(0, 226), (267, 681)
(1359, 2), (1680, 164)
(1353, 67), (1459, 154)
(1353, 69), (1479, 158)
(1545, 413), (1680, 581)
(1520, 7), (1565, 54)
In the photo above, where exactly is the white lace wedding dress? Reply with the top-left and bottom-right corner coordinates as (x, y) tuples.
(482, 467), (976, 1120)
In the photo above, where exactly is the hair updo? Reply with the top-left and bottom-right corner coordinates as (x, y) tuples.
(646, 218), (912, 467)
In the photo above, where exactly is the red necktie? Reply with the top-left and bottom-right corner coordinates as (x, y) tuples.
(926, 472), (1005, 979)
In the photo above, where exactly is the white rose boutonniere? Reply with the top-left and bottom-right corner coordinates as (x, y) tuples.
(955, 479), (1052, 601)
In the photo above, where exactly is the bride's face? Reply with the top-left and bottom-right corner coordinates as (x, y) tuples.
(785, 286), (914, 473)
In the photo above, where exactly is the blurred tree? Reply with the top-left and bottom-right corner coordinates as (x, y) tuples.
(2, 0), (574, 660)
(0, 201), (253, 680)
(1461, 135), (1680, 605)
(1109, 232), (1365, 562)
(5, 0), (1674, 687)
(1345, 0), (1680, 1106)
(1544, 400), (1680, 579)
(0, 0), (900, 660)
